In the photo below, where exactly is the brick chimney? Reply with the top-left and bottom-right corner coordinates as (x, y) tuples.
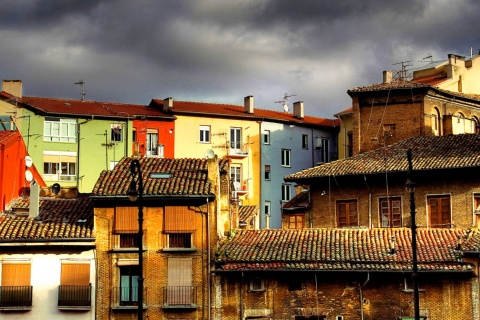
(2, 80), (22, 98)
(293, 101), (304, 119)
(163, 97), (173, 112)
(244, 95), (254, 114)
(383, 71), (392, 84)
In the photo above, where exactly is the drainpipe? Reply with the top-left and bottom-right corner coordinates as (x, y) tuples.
(358, 273), (370, 320)
(206, 197), (211, 320)
(76, 119), (92, 189)
(240, 272), (244, 319)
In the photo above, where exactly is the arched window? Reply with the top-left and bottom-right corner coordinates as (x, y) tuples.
(433, 107), (441, 136)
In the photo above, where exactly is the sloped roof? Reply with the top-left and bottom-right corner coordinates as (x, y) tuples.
(150, 99), (339, 128)
(19, 96), (175, 120)
(215, 228), (476, 272)
(91, 156), (229, 197)
(282, 190), (309, 210)
(0, 195), (94, 241)
(347, 79), (430, 93)
(0, 130), (18, 144)
(285, 134), (480, 181)
(412, 73), (448, 86)
(239, 206), (259, 223)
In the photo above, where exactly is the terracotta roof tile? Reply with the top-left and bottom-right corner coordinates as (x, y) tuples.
(0, 130), (18, 145)
(282, 190), (309, 209)
(151, 99), (339, 127)
(215, 228), (475, 272)
(347, 79), (430, 93)
(239, 206), (259, 223)
(1, 195), (94, 240)
(19, 96), (174, 120)
(412, 73), (448, 86)
(91, 156), (228, 197)
(285, 134), (480, 181)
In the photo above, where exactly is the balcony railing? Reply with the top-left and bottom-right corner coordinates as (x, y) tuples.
(162, 286), (197, 309)
(0, 286), (33, 309)
(227, 142), (249, 158)
(58, 284), (91, 308)
(111, 286), (147, 309)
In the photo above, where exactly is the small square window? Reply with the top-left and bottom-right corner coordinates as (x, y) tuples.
(250, 277), (265, 291)
(168, 233), (192, 248)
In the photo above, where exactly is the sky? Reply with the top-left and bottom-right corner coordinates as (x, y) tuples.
(1, 0), (480, 119)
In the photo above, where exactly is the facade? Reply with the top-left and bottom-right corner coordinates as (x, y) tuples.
(150, 96), (338, 229)
(91, 156), (231, 320)
(0, 130), (45, 210)
(0, 193), (95, 319)
(0, 81), (175, 193)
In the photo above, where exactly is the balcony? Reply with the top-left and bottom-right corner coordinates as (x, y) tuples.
(0, 286), (33, 310)
(227, 142), (249, 158)
(162, 286), (198, 309)
(58, 284), (92, 310)
(111, 286), (147, 311)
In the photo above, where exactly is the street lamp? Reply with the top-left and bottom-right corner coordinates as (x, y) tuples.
(405, 149), (420, 320)
(128, 159), (144, 320)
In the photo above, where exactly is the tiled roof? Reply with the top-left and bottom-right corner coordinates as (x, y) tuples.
(151, 99), (339, 128)
(0, 195), (94, 241)
(215, 228), (476, 272)
(285, 134), (480, 181)
(347, 79), (430, 93)
(91, 156), (229, 197)
(334, 107), (353, 118)
(239, 206), (259, 223)
(412, 73), (448, 86)
(19, 96), (174, 120)
(282, 190), (309, 210)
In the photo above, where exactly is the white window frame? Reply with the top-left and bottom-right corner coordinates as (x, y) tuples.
(146, 129), (159, 156)
(230, 164), (242, 191)
(282, 184), (291, 202)
(281, 149), (291, 167)
(44, 118), (77, 142)
(263, 130), (270, 145)
(43, 151), (77, 182)
(199, 125), (211, 143)
(264, 201), (271, 216)
(111, 123), (123, 142)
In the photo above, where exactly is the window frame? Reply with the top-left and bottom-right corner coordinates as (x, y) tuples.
(302, 134), (308, 149)
(264, 201), (271, 216)
(110, 123), (123, 142)
(427, 194), (451, 228)
(230, 164), (242, 191)
(281, 184), (291, 202)
(379, 196), (402, 227)
(264, 165), (271, 180)
(263, 130), (270, 145)
(119, 265), (139, 306)
(199, 125), (211, 143)
(336, 199), (358, 227)
(44, 117), (77, 142)
(249, 277), (265, 292)
(320, 138), (329, 163)
(286, 214), (304, 229)
(146, 129), (159, 156)
(281, 149), (291, 167)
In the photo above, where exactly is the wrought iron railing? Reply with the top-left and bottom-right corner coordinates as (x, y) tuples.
(111, 286), (147, 307)
(0, 286), (33, 307)
(58, 284), (91, 307)
(162, 286), (197, 307)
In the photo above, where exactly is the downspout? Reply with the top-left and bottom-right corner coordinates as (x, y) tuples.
(207, 197), (211, 320)
(77, 119), (92, 189)
(240, 271), (244, 319)
(358, 272), (370, 320)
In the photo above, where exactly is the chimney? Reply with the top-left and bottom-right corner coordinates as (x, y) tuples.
(293, 101), (304, 119)
(2, 80), (22, 98)
(163, 97), (173, 112)
(29, 181), (40, 218)
(244, 95), (254, 114)
(383, 71), (392, 84)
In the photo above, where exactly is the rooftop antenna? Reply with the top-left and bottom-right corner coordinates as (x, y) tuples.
(275, 93), (296, 112)
(74, 80), (86, 101)
(392, 60), (412, 80)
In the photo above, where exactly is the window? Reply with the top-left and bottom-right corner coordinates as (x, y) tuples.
(320, 139), (329, 163)
(264, 201), (271, 216)
(263, 130), (270, 144)
(347, 132), (353, 157)
(432, 107), (441, 136)
(379, 197), (402, 227)
(281, 149), (291, 167)
(114, 207), (142, 249)
(286, 214), (304, 229)
(230, 127), (242, 150)
(44, 117), (77, 142)
(146, 129), (159, 156)
(337, 200), (358, 227)
(474, 194), (480, 214)
(59, 262), (91, 307)
(249, 277), (265, 292)
(43, 151), (77, 182)
(428, 195), (451, 227)
(264, 165), (271, 180)
(111, 123), (123, 142)
(199, 125), (210, 143)
(282, 184), (291, 202)
(230, 164), (242, 191)
(167, 258), (193, 305)
(0, 116), (15, 130)
(1, 261), (32, 307)
(164, 206), (195, 249)
(119, 265), (139, 306)
(302, 134), (308, 149)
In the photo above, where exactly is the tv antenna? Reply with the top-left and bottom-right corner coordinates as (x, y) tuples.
(392, 61), (412, 80)
(275, 93), (296, 112)
(74, 80), (86, 101)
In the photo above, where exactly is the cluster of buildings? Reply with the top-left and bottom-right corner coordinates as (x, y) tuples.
(0, 52), (480, 319)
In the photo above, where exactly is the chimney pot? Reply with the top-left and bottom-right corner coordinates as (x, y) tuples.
(2, 80), (23, 98)
(293, 101), (304, 119)
(163, 97), (173, 112)
(383, 71), (392, 84)
(244, 95), (254, 114)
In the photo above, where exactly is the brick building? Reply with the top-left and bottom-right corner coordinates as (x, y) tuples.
(91, 156), (231, 319)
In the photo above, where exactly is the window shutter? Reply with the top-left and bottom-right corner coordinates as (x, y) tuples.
(115, 207), (139, 233)
(164, 206), (195, 233)
(2, 263), (31, 286)
(61, 263), (90, 286)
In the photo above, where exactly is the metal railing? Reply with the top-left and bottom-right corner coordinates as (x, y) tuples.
(58, 284), (91, 307)
(111, 286), (147, 307)
(162, 286), (197, 307)
(0, 286), (33, 307)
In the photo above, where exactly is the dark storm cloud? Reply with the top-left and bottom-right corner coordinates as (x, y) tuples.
(1, 0), (480, 117)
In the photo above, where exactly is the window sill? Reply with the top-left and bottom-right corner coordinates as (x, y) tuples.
(163, 304), (198, 309)
(112, 305), (147, 311)
(161, 248), (197, 253)
(58, 306), (91, 311)
(110, 248), (146, 253)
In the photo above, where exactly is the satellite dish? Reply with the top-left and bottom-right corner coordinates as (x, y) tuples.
(25, 170), (33, 182)
(25, 156), (33, 168)
(204, 149), (215, 159)
(51, 183), (61, 195)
